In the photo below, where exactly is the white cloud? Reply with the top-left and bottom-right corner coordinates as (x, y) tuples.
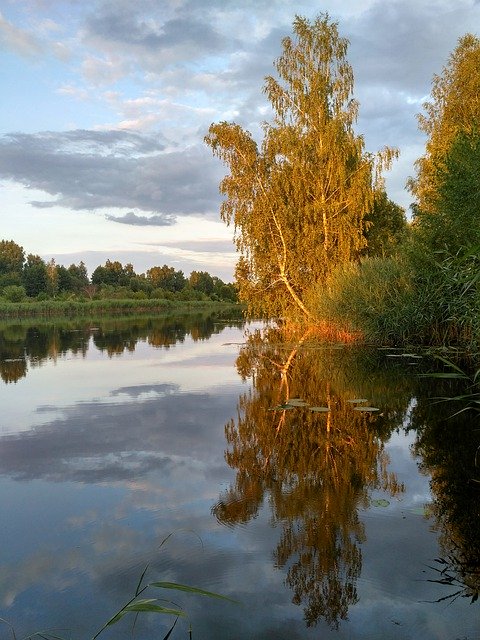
(81, 54), (129, 85)
(0, 11), (43, 57)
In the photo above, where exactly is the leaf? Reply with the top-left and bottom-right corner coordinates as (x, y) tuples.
(271, 403), (295, 410)
(346, 398), (368, 403)
(286, 398), (309, 406)
(371, 498), (390, 507)
(105, 600), (185, 626)
(309, 406), (330, 412)
(434, 355), (469, 376)
(410, 506), (429, 516)
(150, 582), (237, 603)
(353, 406), (380, 412)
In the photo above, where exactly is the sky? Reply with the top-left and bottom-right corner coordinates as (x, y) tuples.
(1, 0), (479, 282)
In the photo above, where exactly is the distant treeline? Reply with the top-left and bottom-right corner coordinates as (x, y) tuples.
(0, 241), (238, 305)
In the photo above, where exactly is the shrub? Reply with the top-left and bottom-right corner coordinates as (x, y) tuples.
(2, 285), (27, 303)
(313, 256), (418, 344)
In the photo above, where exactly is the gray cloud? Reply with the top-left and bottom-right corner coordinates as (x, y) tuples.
(0, 130), (223, 218)
(347, 0), (479, 93)
(84, 3), (234, 72)
(88, 12), (225, 52)
(106, 211), (175, 226)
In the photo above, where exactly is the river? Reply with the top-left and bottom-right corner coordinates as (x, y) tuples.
(0, 312), (478, 639)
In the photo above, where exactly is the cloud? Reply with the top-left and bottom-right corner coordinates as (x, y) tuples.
(157, 239), (235, 253)
(0, 129), (223, 218)
(84, 7), (230, 65)
(106, 211), (175, 226)
(346, 0), (480, 94)
(81, 54), (130, 86)
(0, 11), (44, 57)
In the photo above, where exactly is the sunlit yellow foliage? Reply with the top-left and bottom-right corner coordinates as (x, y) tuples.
(206, 15), (396, 321)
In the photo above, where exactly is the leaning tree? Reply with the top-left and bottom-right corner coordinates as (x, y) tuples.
(205, 14), (396, 320)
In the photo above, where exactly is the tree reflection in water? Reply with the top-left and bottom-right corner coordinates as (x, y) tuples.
(213, 325), (404, 628)
(0, 310), (242, 383)
(409, 382), (480, 605)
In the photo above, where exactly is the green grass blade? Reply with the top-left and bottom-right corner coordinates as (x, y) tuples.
(418, 372), (466, 379)
(102, 599), (185, 626)
(92, 596), (184, 639)
(122, 601), (185, 616)
(150, 582), (237, 603)
(162, 617), (179, 640)
(433, 356), (469, 377)
(135, 564), (150, 596)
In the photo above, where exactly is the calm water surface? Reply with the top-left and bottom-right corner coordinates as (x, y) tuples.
(0, 314), (479, 639)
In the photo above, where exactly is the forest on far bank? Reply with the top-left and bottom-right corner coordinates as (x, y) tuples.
(0, 242), (238, 305)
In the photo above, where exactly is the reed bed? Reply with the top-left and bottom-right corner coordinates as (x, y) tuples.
(0, 298), (239, 319)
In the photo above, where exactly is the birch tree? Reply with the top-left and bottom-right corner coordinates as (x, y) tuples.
(205, 14), (396, 320)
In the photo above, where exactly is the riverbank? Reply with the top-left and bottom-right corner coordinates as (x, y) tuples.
(0, 298), (243, 319)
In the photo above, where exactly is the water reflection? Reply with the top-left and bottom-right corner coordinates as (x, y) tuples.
(408, 383), (480, 605)
(213, 326), (405, 628)
(0, 309), (242, 384)
(0, 316), (478, 638)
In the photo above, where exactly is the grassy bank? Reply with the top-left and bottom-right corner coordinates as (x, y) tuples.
(0, 297), (242, 319)
(311, 252), (480, 352)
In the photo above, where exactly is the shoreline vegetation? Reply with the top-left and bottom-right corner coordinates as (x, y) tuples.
(205, 15), (480, 356)
(0, 298), (242, 319)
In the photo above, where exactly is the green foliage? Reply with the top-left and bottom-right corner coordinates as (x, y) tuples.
(189, 270), (214, 295)
(405, 129), (480, 349)
(1, 563), (236, 640)
(409, 33), (480, 214)
(362, 190), (408, 258)
(311, 35), (480, 349)
(206, 14), (396, 320)
(56, 261), (90, 295)
(0, 239), (24, 275)
(0, 298), (240, 319)
(90, 563), (235, 640)
(395, 41), (480, 349)
(0, 238), (237, 309)
(146, 265), (186, 292)
(314, 257), (417, 343)
(22, 254), (49, 297)
(0, 272), (23, 289)
(414, 129), (480, 253)
(91, 260), (136, 287)
(2, 284), (26, 303)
